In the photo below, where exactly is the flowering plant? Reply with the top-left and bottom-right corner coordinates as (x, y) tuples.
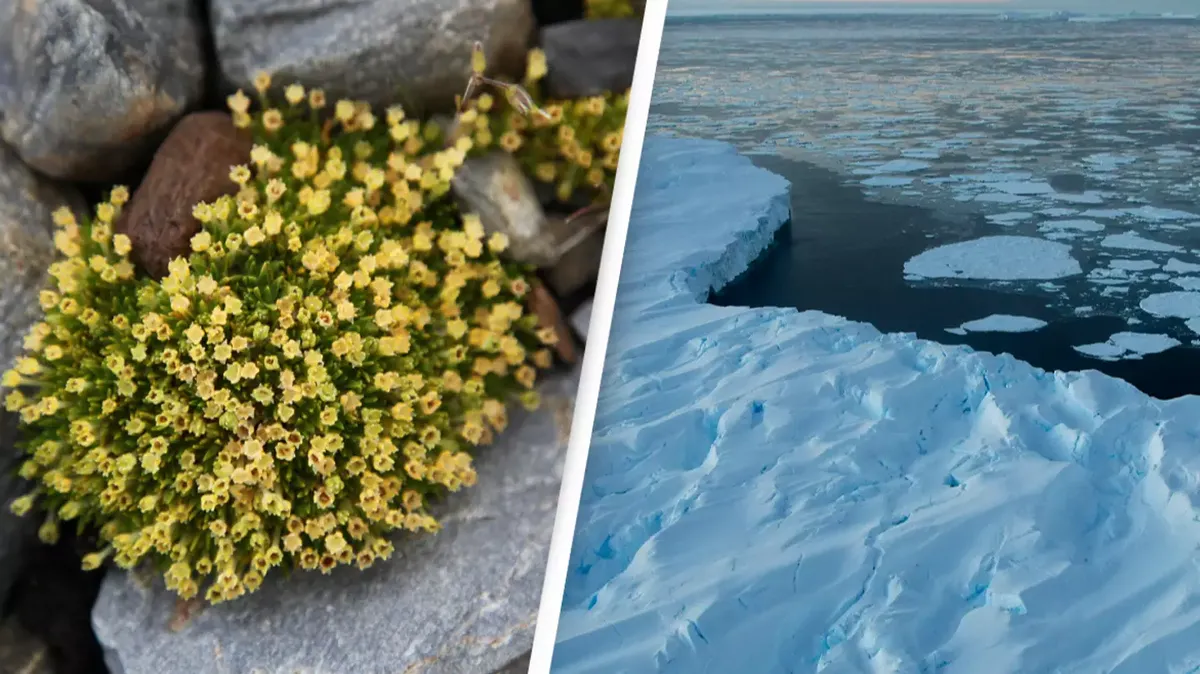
(455, 46), (629, 205)
(2, 74), (558, 604)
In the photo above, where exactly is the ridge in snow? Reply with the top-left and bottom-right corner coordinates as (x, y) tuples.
(552, 136), (1200, 674)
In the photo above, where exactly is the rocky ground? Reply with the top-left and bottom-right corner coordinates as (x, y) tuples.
(0, 0), (638, 672)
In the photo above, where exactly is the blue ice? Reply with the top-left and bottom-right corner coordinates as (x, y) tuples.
(553, 137), (1200, 674)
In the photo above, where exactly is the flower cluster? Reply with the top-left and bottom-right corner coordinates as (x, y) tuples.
(2, 75), (558, 604)
(455, 48), (629, 204)
(585, 0), (641, 19)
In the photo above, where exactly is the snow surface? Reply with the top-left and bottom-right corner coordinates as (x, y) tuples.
(552, 137), (1200, 674)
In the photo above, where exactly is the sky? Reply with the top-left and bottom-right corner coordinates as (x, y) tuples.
(668, 0), (1200, 14)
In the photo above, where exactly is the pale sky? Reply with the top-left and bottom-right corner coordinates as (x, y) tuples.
(669, 0), (1200, 14)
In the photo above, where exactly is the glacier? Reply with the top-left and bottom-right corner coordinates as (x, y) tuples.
(551, 136), (1200, 674)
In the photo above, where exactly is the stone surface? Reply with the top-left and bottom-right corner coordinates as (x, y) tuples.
(531, 0), (585, 25)
(0, 144), (85, 608)
(114, 112), (252, 280)
(540, 18), (641, 100)
(93, 369), (580, 674)
(0, 0), (205, 182)
(6, 533), (108, 674)
(0, 617), (53, 674)
(452, 151), (558, 267)
(210, 0), (535, 113)
(495, 650), (531, 673)
(542, 209), (606, 299)
(528, 284), (578, 364)
(569, 299), (593, 341)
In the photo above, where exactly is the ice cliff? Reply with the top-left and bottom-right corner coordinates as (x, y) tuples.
(552, 136), (1200, 674)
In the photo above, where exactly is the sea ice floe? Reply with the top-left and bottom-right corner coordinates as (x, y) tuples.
(1074, 331), (1181, 360)
(1108, 260), (1158, 271)
(1083, 153), (1137, 171)
(1080, 209), (1128, 219)
(975, 192), (1031, 204)
(1125, 205), (1198, 221)
(904, 236), (1082, 281)
(1140, 291), (1200, 319)
(1100, 232), (1183, 253)
(869, 159), (931, 174)
(1164, 258), (1200, 274)
(986, 211), (1035, 225)
(860, 176), (915, 187)
(1039, 219), (1105, 233)
(953, 315), (1048, 333)
(1052, 191), (1106, 204)
(991, 181), (1056, 196)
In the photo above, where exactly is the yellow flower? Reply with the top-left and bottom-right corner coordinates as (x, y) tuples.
(525, 48), (548, 82)
(471, 41), (487, 74)
(499, 131), (522, 153)
(244, 226), (265, 247)
(262, 109), (284, 132)
(335, 100), (356, 123)
(487, 232), (508, 253)
(284, 84), (306, 105)
(307, 190), (331, 216)
(197, 276), (218, 296)
(191, 231), (212, 252)
(253, 71), (272, 93)
(229, 165), (251, 185)
(9, 494), (33, 516)
(227, 89), (251, 113)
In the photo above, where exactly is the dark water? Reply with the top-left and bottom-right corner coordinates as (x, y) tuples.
(650, 13), (1200, 400)
(713, 156), (1200, 400)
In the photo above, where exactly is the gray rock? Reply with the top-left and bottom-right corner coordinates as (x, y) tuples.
(210, 0), (535, 114)
(540, 18), (641, 99)
(541, 210), (606, 298)
(93, 369), (580, 674)
(569, 299), (593, 341)
(0, 143), (84, 607)
(0, 0), (205, 182)
(495, 650), (531, 673)
(452, 151), (557, 268)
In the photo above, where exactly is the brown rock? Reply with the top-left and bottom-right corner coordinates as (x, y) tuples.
(528, 282), (577, 364)
(114, 113), (252, 279)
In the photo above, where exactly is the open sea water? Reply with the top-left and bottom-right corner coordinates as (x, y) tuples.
(647, 12), (1200, 398)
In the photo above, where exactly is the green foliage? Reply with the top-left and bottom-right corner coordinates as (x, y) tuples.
(1, 77), (559, 604)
